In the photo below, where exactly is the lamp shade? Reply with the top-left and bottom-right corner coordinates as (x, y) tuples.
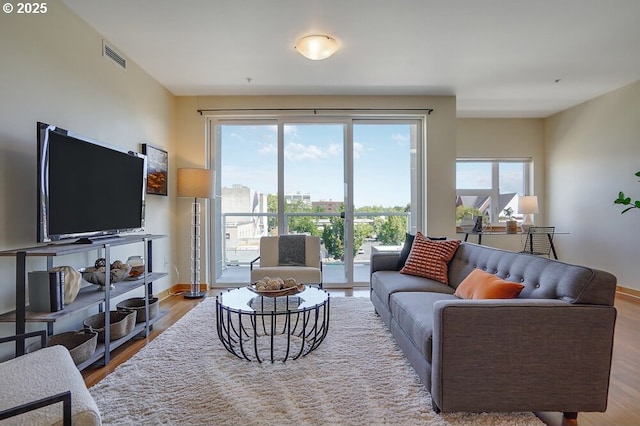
(295, 35), (338, 60)
(518, 195), (539, 214)
(177, 168), (213, 199)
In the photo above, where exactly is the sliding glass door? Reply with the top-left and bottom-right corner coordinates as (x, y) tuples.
(209, 115), (422, 288)
(351, 122), (418, 284)
(283, 123), (347, 285)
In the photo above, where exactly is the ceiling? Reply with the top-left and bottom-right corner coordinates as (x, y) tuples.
(62, 0), (640, 118)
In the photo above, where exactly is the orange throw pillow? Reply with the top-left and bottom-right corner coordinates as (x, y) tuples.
(455, 269), (525, 299)
(400, 232), (461, 284)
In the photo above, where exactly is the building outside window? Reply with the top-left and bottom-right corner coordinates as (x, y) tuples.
(456, 158), (532, 225)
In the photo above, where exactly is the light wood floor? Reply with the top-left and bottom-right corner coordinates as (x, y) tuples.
(82, 289), (640, 426)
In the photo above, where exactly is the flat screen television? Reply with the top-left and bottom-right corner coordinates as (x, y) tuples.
(37, 122), (147, 243)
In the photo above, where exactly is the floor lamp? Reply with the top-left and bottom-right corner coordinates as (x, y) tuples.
(177, 168), (213, 299)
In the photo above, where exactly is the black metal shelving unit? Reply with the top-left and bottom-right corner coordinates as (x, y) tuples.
(0, 234), (167, 368)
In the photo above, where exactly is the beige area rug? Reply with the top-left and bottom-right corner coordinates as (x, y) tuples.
(90, 297), (544, 426)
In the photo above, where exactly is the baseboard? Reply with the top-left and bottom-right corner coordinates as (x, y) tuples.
(616, 285), (640, 301)
(157, 284), (208, 301)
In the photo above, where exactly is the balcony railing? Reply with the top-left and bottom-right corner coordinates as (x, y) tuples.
(217, 211), (410, 285)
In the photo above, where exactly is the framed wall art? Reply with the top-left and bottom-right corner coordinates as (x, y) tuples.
(142, 144), (168, 196)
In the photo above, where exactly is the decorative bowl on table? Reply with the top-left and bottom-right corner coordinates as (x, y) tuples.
(248, 277), (305, 297)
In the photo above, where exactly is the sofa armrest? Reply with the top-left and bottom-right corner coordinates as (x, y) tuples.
(430, 299), (617, 414)
(370, 252), (401, 274)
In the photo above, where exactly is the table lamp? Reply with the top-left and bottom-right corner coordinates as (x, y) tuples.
(177, 168), (213, 299)
(518, 195), (539, 232)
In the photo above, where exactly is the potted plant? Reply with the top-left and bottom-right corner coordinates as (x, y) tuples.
(614, 171), (640, 214)
(503, 207), (518, 234)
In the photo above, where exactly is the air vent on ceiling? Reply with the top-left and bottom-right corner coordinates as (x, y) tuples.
(102, 40), (127, 70)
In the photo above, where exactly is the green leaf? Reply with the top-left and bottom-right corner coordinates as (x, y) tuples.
(614, 192), (632, 205)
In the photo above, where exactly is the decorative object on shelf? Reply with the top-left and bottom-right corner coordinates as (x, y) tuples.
(117, 297), (159, 323)
(47, 330), (98, 366)
(503, 207), (518, 234)
(83, 310), (137, 342)
(177, 168), (214, 299)
(28, 270), (65, 312)
(614, 170), (640, 214)
(49, 265), (81, 305)
(126, 255), (145, 278)
(141, 144), (168, 196)
(82, 260), (131, 290)
(295, 34), (339, 60)
(518, 195), (539, 232)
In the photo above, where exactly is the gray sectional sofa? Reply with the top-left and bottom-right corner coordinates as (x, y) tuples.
(370, 241), (617, 420)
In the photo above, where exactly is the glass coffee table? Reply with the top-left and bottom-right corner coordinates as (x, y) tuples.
(215, 286), (330, 362)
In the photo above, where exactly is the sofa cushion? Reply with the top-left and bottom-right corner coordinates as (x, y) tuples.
(454, 268), (525, 299)
(372, 270), (455, 308)
(400, 233), (460, 284)
(389, 291), (458, 362)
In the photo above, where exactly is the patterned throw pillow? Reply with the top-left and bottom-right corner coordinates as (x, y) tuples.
(395, 233), (448, 270)
(454, 268), (525, 299)
(399, 232), (461, 284)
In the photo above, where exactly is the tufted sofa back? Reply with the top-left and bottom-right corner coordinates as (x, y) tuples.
(448, 242), (617, 306)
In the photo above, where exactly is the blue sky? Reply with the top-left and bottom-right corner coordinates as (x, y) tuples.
(220, 123), (412, 208)
(456, 162), (524, 194)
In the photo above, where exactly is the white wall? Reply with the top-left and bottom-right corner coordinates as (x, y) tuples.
(545, 80), (640, 290)
(0, 3), (175, 346)
(456, 118), (545, 251)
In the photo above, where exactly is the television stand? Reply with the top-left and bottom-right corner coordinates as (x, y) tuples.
(0, 234), (167, 369)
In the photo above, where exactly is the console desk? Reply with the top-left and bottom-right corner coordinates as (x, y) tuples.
(459, 231), (567, 260)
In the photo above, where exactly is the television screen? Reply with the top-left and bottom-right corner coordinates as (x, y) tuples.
(37, 122), (146, 243)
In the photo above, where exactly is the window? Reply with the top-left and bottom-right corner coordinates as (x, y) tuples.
(456, 159), (531, 224)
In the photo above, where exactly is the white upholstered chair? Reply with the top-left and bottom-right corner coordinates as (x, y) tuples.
(0, 331), (101, 425)
(250, 235), (323, 288)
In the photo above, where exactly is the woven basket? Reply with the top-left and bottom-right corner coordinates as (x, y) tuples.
(47, 329), (98, 365)
(116, 297), (159, 323)
(83, 310), (137, 342)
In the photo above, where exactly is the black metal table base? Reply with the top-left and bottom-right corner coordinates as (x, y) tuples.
(216, 292), (330, 363)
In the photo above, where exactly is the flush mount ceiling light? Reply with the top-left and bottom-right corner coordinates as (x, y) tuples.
(295, 35), (338, 60)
